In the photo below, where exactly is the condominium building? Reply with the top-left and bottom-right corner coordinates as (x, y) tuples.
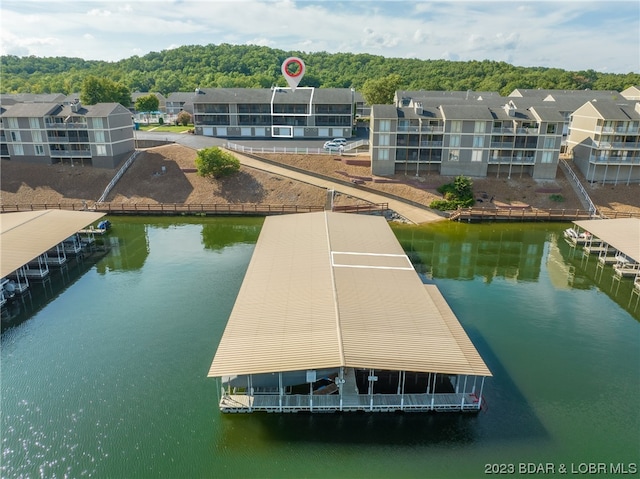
(0, 99), (135, 168)
(192, 87), (354, 139)
(566, 99), (640, 184)
(166, 92), (196, 115)
(370, 96), (563, 179)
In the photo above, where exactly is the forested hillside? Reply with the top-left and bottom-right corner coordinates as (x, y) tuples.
(2, 43), (638, 96)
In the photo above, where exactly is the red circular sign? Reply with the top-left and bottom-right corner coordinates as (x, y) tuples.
(283, 58), (304, 77)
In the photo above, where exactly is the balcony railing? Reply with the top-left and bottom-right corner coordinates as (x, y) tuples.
(589, 155), (640, 165)
(488, 157), (535, 164)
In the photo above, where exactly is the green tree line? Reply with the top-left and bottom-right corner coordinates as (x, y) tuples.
(2, 43), (638, 97)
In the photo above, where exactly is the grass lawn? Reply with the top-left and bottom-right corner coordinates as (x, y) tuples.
(138, 124), (193, 133)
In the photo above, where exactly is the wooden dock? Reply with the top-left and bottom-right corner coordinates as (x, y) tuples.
(219, 391), (482, 413)
(1, 203), (388, 217)
(449, 207), (595, 222)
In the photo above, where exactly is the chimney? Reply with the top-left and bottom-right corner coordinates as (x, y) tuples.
(413, 101), (423, 115)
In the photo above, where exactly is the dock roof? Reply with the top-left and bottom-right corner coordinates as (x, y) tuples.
(573, 218), (640, 263)
(209, 212), (491, 379)
(0, 210), (105, 277)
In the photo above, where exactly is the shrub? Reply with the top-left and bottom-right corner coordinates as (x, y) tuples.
(431, 176), (475, 211)
(549, 194), (564, 202)
(195, 147), (240, 179)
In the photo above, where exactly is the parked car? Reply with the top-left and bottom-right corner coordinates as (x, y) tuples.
(323, 141), (343, 151)
(332, 138), (347, 145)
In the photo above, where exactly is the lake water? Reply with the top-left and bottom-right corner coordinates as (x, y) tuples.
(1, 217), (638, 479)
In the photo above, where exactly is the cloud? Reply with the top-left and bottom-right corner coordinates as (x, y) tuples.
(87, 8), (112, 17)
(0, 0), (637, 72)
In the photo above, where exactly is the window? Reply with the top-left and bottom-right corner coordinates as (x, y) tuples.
(451, 120), (462, 133)
(29, 117), (40, 129)
(473, 136), (484, 148)
(541, 151), (554, 163)
(13, 144), (24, 155)
(35, 145), (45, 155)
(94, 131), (105, 143)
(448, 149), (459, 161)
(450, 135), (461, 147)
(544, 137), (555, 149)
(546, 123), (556, 134)
(32, 130), (43, 143)
(10, 131), (21, 142)
(472, 150), (483, 162)
(379, 120), (391, 132)
(474, 121), (486, 133)
(7, 118), (18, 129)
(93, 118), (104, 129)
(378, 149), (389, 161)
(379, 134), (390, 146)
(96, 144), (107, 156)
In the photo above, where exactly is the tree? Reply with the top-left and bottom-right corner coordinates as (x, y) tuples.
(135, 94), (160, 124)
(80, 75), (131, 106)
(361, 73), (402, 105)
(176, 111), (192, 126)
(195, 147), (240, 179)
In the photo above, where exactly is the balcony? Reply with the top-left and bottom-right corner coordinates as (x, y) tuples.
(490, 142), (514, 148)
(589, 155), (640, 165)
(420, 141), (444, 147)
(515, 127), (539, 135)
(492, 127), (514, 134)
(422, 125), (444, 133)
(488, 156), (535, 165)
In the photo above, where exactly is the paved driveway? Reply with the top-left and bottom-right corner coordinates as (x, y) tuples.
(135, 132), (444, 224)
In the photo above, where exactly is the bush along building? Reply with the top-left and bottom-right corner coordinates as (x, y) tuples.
(191, 87), (355, 139)
(0, 98), (135, 168)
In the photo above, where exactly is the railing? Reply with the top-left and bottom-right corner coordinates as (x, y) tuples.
(227, 140), (369, 156)
(448, 207), (597, 222)
(0, 202), (388, 216)
(559, 159), (597, 215)
(487, 157), (535, 164)
(219, 392), (482, 413)
(97, 150), (140, 203)
(343, 139), (369, 150)
(228, 142), (329, 156)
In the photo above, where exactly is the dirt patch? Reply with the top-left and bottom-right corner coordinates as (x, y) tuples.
(1, 145), (639, 215)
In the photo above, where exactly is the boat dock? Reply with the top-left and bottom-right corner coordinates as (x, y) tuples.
(570, 219), (640, 308)
(1, 210), (107, 312)
(209, 212), (491, 414)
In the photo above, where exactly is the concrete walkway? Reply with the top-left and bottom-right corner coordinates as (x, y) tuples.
(230, 151), (445, 224)
(134, 131), (445, 224)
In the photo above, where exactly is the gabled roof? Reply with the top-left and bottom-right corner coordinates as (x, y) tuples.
(371, 104), (400, 119)
(167, 91), (198, 102)
(0, 102), (62, 117)
(0, 93), (67, 104)
(573, 218), (640, 263)
(209, 212), (492, 378)
(572, 100), (640, 121)
(528, 106), (566, 122)
(1, 210), (105, 277)
(440, 104), (494, 121)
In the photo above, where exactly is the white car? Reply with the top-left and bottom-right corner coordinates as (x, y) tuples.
(323, 141), (343, 151)
(332, 138), (347, 145)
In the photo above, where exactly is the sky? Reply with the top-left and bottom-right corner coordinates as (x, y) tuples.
(1, 0), (639, 74)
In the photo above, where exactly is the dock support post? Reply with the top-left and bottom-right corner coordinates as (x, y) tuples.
(478, 377), (486, 410)
(400, 371), (405, 411)
(279, 373), (283, 412)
